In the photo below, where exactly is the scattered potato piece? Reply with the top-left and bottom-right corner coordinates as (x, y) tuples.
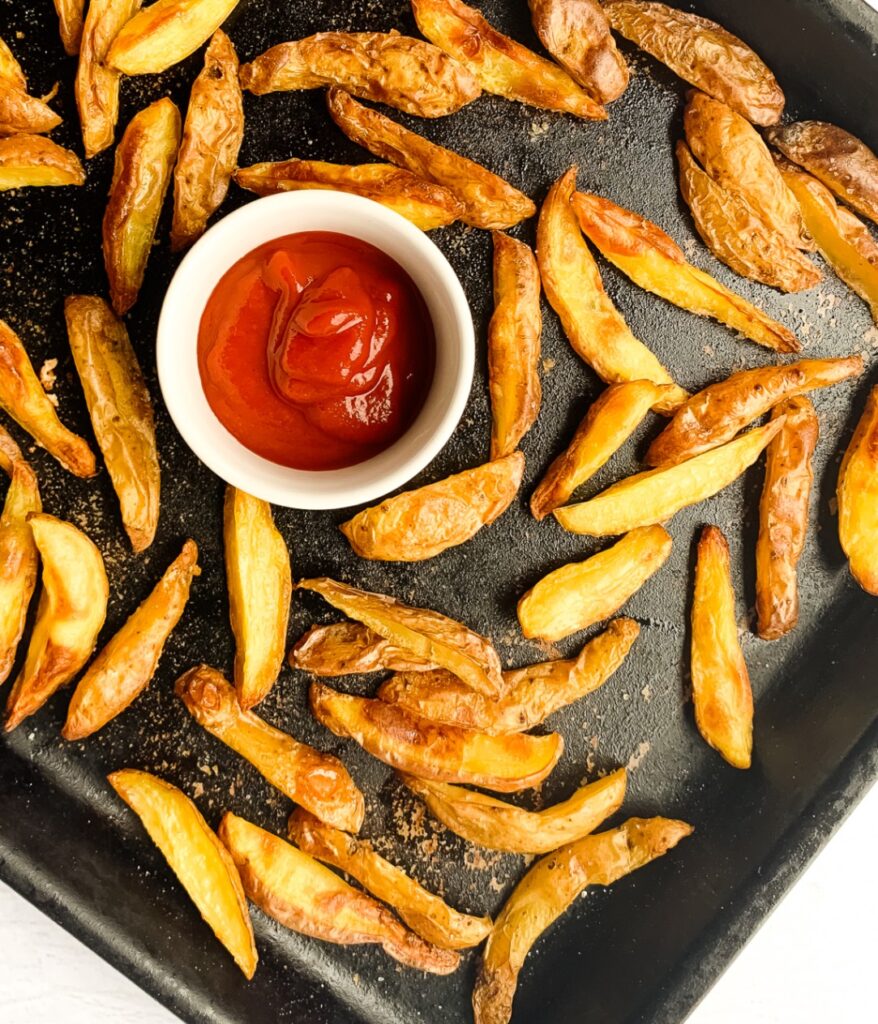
(290, 621), (438, 676)
(837, 385), (878, 596)
(0, 37), (26, 91)
(53, 0), (85, 55)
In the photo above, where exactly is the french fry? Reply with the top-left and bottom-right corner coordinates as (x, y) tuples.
(837, 385), (878, 595)
(411, 0), (605, 120)
(756, 398), (818, 640)
(472, 816), (693, 1024)
(327, 88), (535, 230)
(0, 134), (85, 190)
(5, 514), (108, 731)
(64, 295), (160, 551)
(62, 541), (200, 740)
(290, 621), (438, 676)
(288, 809), (492, 950)
(176, 665), (364, 832)
(0, 82), (62, 137)
(53, 0), (85, 55)
(108, 770), (257, 979)
(537, 168), (687, 412)
(310, 681), (563, 793)
(218, 812), (459, 974)
(555, 418), (784, 537)
(518, 526), (671, 642)
(0, 37), (27, 91)
(340, 452), (524, 562)
(691, 525), (752, 768)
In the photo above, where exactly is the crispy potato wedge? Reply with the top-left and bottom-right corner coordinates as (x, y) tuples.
(646, 356), (863, 468)
(63, 541), (199, 740)
(290, 621), (438, 676)
(402, 767), (627, 854)
(224, 486), (291, 710)
(691, 526), (752, 768)
(310, 681), (562, 793)
(327, 88), (534, 230)
(473, 816), (693, 1024)
(518, 526), (671, 642)
(170, 29), (243, 251)
(571, 190), (799, 352)
(298, 577), (503, 697)
(177, 665), (364, 832)
(54, 0), (85, 55)
(379, 618), (639, 734)
(555, 418), (784, 537)
(0, 82), (62, 137)
(412, 0), (605, 120)
(109, 770), (257, 978)
(5, 514), (108, 731)
(340, 452), (524, 562)
(537, 169), (687, 412)
(488, 232), (541, 459)
(0, 37), (26, 91)
(103, 97), (181, 315)
(0, 134), (85, 190)
(218, 811), (459, 974)
(837, 385), (878, 595)
(64, 295), (160, 550)
(288, 809), (492, 950)
(756, 398), (818, 640)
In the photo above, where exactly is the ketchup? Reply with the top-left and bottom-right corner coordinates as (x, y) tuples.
(198, 232), (435, 471)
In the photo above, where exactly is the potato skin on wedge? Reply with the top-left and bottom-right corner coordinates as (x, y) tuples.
(0, 134), (85, 191)
(837, 385), (878, 596)
(0, 36), (27, 91)
(290, 621), (438, 676)
(53, 0), (85, 56)
(0, 82), (62, 137)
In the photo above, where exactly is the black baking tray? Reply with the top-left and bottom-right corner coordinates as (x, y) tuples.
(0, 1), (876, 1022)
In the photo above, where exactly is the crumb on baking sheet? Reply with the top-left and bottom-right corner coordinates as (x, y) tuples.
(626, 740), (651, 771)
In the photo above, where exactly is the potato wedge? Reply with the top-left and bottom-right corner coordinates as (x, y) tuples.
(170, 29), (243, 251)
(402, 767), (627, 854)
(107, 0), (241, 75)
(756, 398), (818, 640)
(473, 816), (693, 1024)
(288, 809), (492, 950)
(837, 385), (878, 595)
(53, 0), (85, 55)
(646, 356), (863, 468)
(5, 514), (108, 731)
(412, 0), (605, 120)
(64, 295), (160, 551)
(327, 88), (534, 230)
(290, 621), (438, 676)
(234, 159), (463, 231)
(218, 811), (459, 974)
(0, 134), (85, 190)
(555, 418), (784, 537)
(537, 168), (687, 412)
(103, 97), (181, 315)
(691, 526), (752, 768)
(571, 190), (799, 352)
(340, 452), (524, 562)
(0, 37), (27, 91)
(298, 577), (504, 697)
(310, 681), (562, 793)
(109, 770), (257, 978)
(518, 526), (671, 642)
(0, 82), (62, 137)
(62, 541), (199, 740)
(224, 486), (291, 709)
(176, 665), (364, 832)
(378, 618), (639, 734)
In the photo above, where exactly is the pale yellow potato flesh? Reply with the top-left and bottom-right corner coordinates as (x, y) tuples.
(837, 385), (878, 595)
(0, 134), (85, 190)
(290, 621), (438, 676)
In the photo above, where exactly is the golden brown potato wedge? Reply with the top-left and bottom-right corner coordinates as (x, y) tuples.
(310, 681), (562, 793)
(756, 398), (818, 640)
(288, 809), (492, 950)
(103, 97), (181, 315)
(537, 169), (687, 411)
(109, 770), (257, 978)
(379, 618), (639, 734)
(555, 418), (784, 537)
(0, 82), (62, 137)
(0, 37), (26, 91)
(290, 621), (438, 676)
(646, 356), (863, 468)
(177, 665), (364, 832)
(473, 816), (693, 1024)
(298, 577), (503, 697)
(224, 486), (291, 710)
(170, 29), (243, 251)
(571, 190), (799, 352)
(64, 295), (160, 551)
(691, 525), (752, 768)
(327, 88), (534, 230)
(340, 452), (524, 562)
(402, 767), (627, 854)
(218, 811), (459, 974)
(62, 541), (199, 740)
(837, 385), (878, 596)
(412, 0), (605, 120)
(5, 514), (108, 731)
(53, 0), (85, 55)
(0, 134), (85, 190)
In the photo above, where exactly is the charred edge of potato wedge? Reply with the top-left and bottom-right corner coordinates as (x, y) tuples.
(289, 621), (439, 676)
(837, 385), (878, 596)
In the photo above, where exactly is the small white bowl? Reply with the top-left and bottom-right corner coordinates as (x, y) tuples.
(156, 190), (474, 510)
